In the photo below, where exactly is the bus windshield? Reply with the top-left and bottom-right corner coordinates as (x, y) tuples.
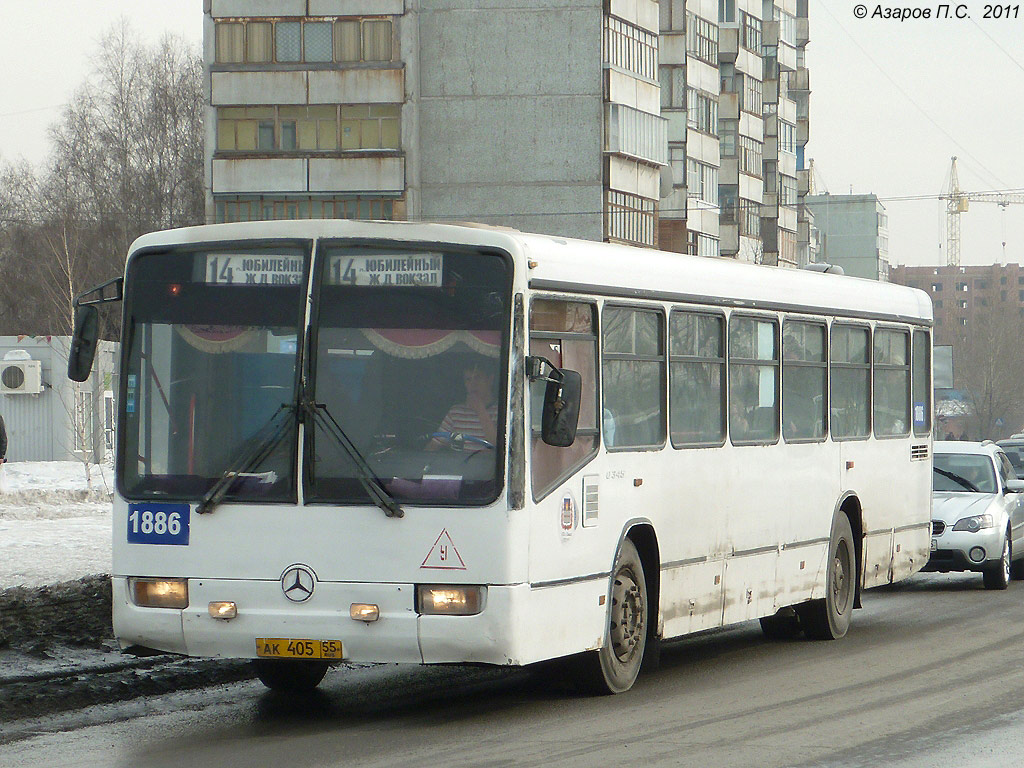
(308, 245), (510, 506)
(120, 244), (307, 501)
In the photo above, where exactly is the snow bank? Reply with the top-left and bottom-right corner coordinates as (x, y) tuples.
(0, 462), (113, 588)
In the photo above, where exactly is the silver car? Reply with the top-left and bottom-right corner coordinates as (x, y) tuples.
(925, 441), (1024, 589)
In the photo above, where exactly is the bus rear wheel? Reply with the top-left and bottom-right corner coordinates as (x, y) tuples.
(253, 658), (330, 692)
(580, 538), (648, 694)
(799, 514), (855, 640)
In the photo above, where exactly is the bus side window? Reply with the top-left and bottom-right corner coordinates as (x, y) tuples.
(528, 298), (599, 500)
(602, 306), (666, 450)
(669, 310), (725, 447)
(729, 315), (779, 444)
(830, 324), (871, 440)
(874, 328), (911, 437)
(782, 319), (827, 442)
(912, 329), (931, 436)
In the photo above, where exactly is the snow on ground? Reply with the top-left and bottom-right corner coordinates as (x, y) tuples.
(0, 462), (114, 589)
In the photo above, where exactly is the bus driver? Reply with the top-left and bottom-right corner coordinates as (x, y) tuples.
(429, 359), (498, 451)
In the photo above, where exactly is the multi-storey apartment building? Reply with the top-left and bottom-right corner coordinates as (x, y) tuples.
(889, 263), (1024, 345)
(204, 1), (807, 260)
(804, 193), (889, 280)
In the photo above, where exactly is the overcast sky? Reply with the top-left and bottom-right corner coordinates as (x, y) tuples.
(1, 0), (1021, 268)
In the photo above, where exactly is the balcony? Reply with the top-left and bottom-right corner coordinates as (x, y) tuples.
(798, 168), (811, 195)
(719, 91), (740, 120)
(790, 67), (810, 93)
(796, 17), (810, 47)
(719, 26), (739, 63)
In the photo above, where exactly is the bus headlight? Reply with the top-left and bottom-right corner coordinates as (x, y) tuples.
(416, 585), (485, 616)
(129, 577), (189, 609)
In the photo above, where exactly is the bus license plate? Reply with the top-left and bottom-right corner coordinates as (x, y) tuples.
(255, 638), (343, 660)
(931, 539), (937, 551)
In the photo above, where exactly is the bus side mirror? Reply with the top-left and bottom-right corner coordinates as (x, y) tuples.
(68, 305), (99, 382)
(542, 369), (581, 447)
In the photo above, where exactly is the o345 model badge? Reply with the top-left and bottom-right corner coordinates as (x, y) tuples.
(280, 564), (316, 602)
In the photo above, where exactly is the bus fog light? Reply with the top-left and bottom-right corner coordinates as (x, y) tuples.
(417, 585), (484, 616)
(970, 547), (986, 563)
(208, 601), (237, 620)
(350, 603), (379, 622)
(129, 577), (188, 609)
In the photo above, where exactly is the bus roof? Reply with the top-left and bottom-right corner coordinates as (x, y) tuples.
(127, 220), (932, 325)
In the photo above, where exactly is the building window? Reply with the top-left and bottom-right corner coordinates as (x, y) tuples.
(739, 199), (760, 237)
(719, 0), (736, 23)
(778, 121), (796, 154)
(603, 16), (657, 81)
(740, 11), (762, 52)
(686, 88), (718, 135)
(686, 159), (719, 205)
(686, 13), (718, 65)
(214, 195), (399, 223)
(216, 105), (400, 152)
(957, 282), (968, 291)
(698, 233), (720, 258)
(214, 18), (395, 65)
(779, 229), (797, 264)
(780, 175), (798, 207)
(660, 65), (686, 109)
(931, 282), (942, 291)
(958, 299), (968, 309)
(738, 136), (762, 177)
(774, 7), (797, 45)
(605, 190), (656, 246)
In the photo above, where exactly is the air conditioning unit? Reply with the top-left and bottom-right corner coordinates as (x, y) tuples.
(0, 359), (43, 394)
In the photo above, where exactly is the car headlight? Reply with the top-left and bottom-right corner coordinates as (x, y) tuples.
(952, 514), (995, 533)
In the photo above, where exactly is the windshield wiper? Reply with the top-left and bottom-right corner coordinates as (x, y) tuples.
(197, 404), (295, 515)
(934, 467), (981, 492)
(306, 401), (404, 519)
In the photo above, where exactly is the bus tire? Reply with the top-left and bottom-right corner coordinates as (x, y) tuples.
(983, 531), (1011, 590)
(580, 538), (648, 694)
(800, 513), (855, 640)
(759, 607), (802, 640)
(253, 658), (330, 692)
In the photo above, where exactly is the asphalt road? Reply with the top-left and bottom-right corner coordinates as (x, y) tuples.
(4, 570), (1024, 768)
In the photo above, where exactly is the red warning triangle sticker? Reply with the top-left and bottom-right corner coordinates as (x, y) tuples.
(420, 528), (467, 570)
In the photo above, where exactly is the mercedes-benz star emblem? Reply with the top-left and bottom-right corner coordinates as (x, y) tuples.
(280, 565), (316, 603)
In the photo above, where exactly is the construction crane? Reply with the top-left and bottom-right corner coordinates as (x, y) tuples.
(941, 156), (1024, 266)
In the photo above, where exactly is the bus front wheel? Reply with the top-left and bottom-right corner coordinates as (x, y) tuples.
(580, 538), (648, 694)
(253, 658), (330, 692)
(799, 513), (855, 640)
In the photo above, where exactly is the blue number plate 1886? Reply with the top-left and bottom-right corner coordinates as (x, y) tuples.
(127, 503), (191, 545)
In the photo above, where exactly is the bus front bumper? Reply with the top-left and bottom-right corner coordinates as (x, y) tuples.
(111, 577), (528, 666)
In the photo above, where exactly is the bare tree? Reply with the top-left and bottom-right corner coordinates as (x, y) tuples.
(952, 306), (1024, 440)
(0, 21), (203, 339)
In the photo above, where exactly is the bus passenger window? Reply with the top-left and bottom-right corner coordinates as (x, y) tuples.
(729, 316), (779, 444)
(529, 299), (599, 499)
(912, 330), (931, 436)
(874, 329), (911, 437)
(782, 320), (826, 442)
(669, 311), (725, 447)
(602, 307), (666, 450)
(830, 324), (870, 439)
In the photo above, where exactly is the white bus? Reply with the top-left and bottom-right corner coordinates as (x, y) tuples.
(69, 220), (933, 694)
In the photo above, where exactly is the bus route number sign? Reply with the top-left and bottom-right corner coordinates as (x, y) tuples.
(327, 253), (443, 287)
(127, 503), (191, 546)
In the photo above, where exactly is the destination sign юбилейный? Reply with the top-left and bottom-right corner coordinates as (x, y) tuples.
(205, 254), (304, 285)
(327, 254), (444, 287)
